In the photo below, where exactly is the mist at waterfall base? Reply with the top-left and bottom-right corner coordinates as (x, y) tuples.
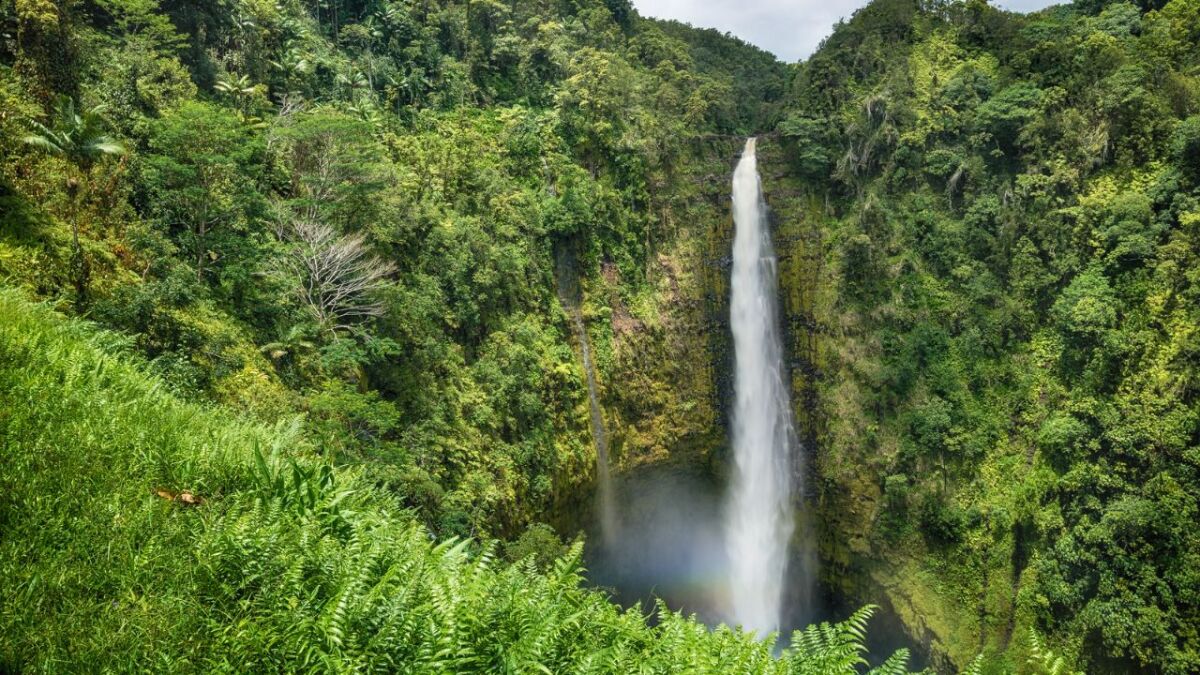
(583, 464), (821, 631)
(582, 464), (926, 667)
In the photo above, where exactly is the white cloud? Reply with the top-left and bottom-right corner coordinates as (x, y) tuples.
(633, 0), (1063, 62)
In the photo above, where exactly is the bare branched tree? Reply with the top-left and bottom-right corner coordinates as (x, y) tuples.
(284, 219), (396, 334)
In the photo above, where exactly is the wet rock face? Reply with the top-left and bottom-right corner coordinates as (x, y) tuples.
(586, 138), (744, 476)
(551, 138), (741, 532)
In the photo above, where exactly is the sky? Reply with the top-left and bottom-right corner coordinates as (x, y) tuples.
(632, 0), (1063, 62)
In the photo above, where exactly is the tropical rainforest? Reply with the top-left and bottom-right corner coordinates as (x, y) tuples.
(0, 0), (1197, 671)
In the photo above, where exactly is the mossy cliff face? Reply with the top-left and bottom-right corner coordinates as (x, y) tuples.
(580, 137), (745, 479)
(757, 135), (1034, 672)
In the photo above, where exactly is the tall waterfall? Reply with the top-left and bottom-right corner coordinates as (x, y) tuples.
(725, 137), (797, 636)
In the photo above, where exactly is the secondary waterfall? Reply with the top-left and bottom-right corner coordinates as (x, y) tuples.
(555, 250), (618, 547)
(725, 137), (797, 636)
(576, 308), (618, 546)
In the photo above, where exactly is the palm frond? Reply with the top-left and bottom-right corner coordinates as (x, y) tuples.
(22, 134), (65, 155)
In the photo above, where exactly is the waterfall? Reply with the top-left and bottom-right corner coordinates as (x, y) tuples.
(575, 308), (618, 546)
(725, 137), (797, 636)
(556, 250), (618, 547)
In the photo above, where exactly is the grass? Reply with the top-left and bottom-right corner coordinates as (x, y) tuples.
(0, 287), (281, 669)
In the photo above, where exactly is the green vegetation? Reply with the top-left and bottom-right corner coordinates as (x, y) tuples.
(21, 94), (125, 309)
(0, 0), (912, 670)
(769, 0), (1200, 671)
(2, 0), (1198, 670)
(0, 289), (917, 672)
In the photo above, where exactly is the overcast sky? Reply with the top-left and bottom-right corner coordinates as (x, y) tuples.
(633, 0), (1064, 62)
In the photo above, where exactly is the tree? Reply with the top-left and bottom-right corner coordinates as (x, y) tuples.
(143, 101), (260, 284)
(974, 82), (1041, 157)
(786, 605), (913, 674)
(1171, 115), (1200, 178)
(272, 111), (393, 230)
(603, 0), (634, 29)
(281, 218), (395, 335)
(23, 95), (125, 310)
(1051, 265), (1117, 343)
(13, 0), (78, 104)
(213, 73), (260, 116)
(779, 114), (835, 178)
(554, 48), (638, 174)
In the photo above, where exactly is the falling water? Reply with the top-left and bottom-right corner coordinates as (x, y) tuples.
(725, 137), (797, 636)
(555, 249), (618, 547)
(575, 308), (618, 546)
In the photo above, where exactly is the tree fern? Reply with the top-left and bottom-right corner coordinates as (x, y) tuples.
(961, 654), (985, 675)
(869, 649), (912, 675)
(785, 605), (911, 675)
(1028, 628), (1083, 675)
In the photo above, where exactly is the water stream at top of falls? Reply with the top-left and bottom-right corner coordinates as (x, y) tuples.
(725, 137), (798, 637)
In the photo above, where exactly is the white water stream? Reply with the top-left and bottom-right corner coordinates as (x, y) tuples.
(725, 137), (797, 636)
(575, 306), (618, 547)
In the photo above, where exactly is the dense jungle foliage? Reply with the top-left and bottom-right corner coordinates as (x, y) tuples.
(772, 0), (1200, 672)
(1, 0), (1198, 671)
(0, 288), (924, 672)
